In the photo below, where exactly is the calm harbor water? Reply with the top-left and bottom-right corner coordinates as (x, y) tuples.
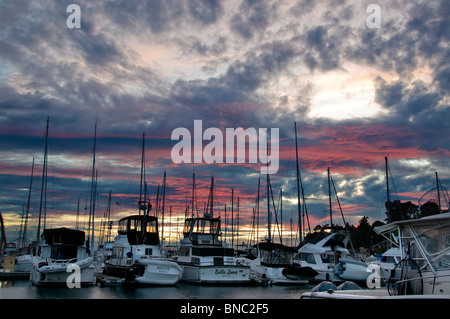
(0, 279), (313, 299)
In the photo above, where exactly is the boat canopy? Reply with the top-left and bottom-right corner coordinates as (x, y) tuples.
(374, 212), (450, 235)
(252, 242), (297, 267)
(42, 227), (85, 246)
(374, 213), (450, 273)
(256, 242), (297, 253)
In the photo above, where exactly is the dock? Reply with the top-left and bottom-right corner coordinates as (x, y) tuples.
(94, 273), (138, 287)
(0, 270), (30, 280)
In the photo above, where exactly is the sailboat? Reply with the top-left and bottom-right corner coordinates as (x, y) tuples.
(104, 134), (182, 285)
(8, 159), (36, 275)
(175, 176), (251, 285)
(30, 117), (95, 286)
(249, 173), (312, 285)
(295, 168), (369, 284)
(249, 124), (316, 285)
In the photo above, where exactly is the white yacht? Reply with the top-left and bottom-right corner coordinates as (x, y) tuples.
(295, 232), (370, 283)
(301, 213), (450, 298)
(104, 214), (182, 285)
(375, 247), (401, 282)
(175, 214), (251, 284)
(30, 227), (95, 286)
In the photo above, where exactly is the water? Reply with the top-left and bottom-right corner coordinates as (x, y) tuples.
(0, 279), (313, 299)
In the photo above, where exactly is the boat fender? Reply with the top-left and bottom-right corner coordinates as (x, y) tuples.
(126, 251), (133, 258)
(337, 281), (361, 291)
(312, 281), (337, 292)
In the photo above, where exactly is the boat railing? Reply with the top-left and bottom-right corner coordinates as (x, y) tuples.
(390, 272), (450, 295)
(47, 257), (78, 264)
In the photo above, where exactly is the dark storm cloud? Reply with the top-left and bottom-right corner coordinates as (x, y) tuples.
(230, 0), (275, 39)
(0, 0), (449, 240)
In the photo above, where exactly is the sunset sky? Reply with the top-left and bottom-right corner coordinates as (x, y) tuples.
(0, 0), (449, 247)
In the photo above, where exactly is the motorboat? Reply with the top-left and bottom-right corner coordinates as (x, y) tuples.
(295, 232), (370, 283)
(30, 227), (95, 286)
(249, 242), (312, 285)
(175, 214), (251, 285)
(301, 213), (450, 298)
(135, 257), (183, 286)
(373, 247), (401, 282)
(104, 214), (183, 285)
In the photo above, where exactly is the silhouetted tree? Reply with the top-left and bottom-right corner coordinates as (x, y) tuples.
(420, 200), (440, 217)
(385, 200), (419, 222)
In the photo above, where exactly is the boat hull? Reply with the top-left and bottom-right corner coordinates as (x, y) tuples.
(334, 258), (370, 282)
(179, 264), (251, 284)
(135, 258), (183, 286)
(30, 257), (95, 286)
(103, 260), (140, 279)
(250, 261), (309, 285)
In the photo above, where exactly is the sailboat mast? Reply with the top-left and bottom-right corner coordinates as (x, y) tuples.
(22, 158), (34, 248)
(161, 171), (166, 248)
(327, 167), (333, 227)
(36, 116), (49, 243)
(280, 188), (282, 244)
(192, 172), (195, 217)
(88, 120), (97, 252)
(256, 177), (260, 243)
(294, 122), (303, 243)
(139, 133), (145, 212)
(76, 197), (80, 230)
(267, 134), (271, 243)
(210, 176), (214, 217)
(231, 188), (234, 248)
(385, 156), (390, 203)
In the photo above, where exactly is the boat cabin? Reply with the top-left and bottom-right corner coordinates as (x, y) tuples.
(252, 242), (297, 267)
(375, 213), (450, 295)
(178, 216), (239, 266)
(39, 227), (87, 261)
(182, 216), (222, 246)
(117, 215), (159, 246)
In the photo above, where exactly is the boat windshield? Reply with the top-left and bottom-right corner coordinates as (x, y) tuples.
(50, 244), (78, 260)
(184, 218), (221, 236)
(118, 216), (158, 234)
(405, 221), (450, 270)
(259, 247), (293, 267)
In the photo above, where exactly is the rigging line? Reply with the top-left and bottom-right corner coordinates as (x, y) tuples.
(387, 159), (400, 201)
(329, 170), (348, 229)
(269, 178), (283, 245)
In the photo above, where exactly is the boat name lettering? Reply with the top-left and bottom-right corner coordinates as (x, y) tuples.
(215, 269), (238, 275)
(157, 266), (170, 271)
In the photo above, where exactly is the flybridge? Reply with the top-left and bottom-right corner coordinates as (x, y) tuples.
(171, 120), (279, 174)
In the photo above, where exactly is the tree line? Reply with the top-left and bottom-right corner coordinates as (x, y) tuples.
(303, 199), (447, 253)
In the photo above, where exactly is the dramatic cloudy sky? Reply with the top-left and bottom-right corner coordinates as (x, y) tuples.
(0, 0), (449, 246)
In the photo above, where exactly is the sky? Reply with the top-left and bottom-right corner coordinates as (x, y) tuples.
(0, 0), (449, 247)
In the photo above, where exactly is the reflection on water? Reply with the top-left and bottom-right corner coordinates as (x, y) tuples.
(0, 280), (313, 299)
